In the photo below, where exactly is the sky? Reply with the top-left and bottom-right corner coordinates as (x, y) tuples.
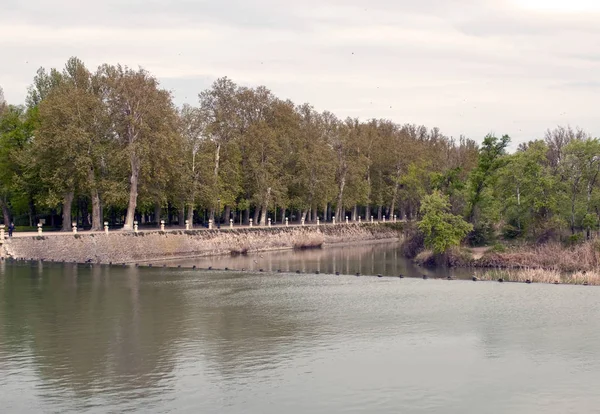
(1, 0), (599, 146)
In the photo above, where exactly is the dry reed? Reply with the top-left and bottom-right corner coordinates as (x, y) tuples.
(474, 267), (600, 285)
(478, 241), (600, 272)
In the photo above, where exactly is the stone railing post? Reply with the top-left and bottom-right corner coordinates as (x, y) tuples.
(72, 222), (77, 234)
(393, 214), (397, 223)
(208, 219), (213, 230)
(383, 216), (386, 223)
(104, 221), (109, 234)
(0, 225), (4, 240)
(332, 217), (336, 225)
(285, 217), (289, 227)
(37, 223), (43, 235)
(316, 217), (320, 226)
(370, 216), (374, 223)
(185, 220), (190, 230)
(160, 220), (165, 231)
(345, 216), (349, 224)
(134, 221), (139, 233)
(230, 219), (233, 228)
(249, 219), (253, 228)
(301, 218), (305, 226)
(268, 218), (272, 227)
(358, 216), (362, 224)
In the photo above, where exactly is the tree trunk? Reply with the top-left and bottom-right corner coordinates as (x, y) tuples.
(260, 204), (268, 226)
(224, 205), (231, 225)
(253, 207), (260, 224)
(123, 155), (140, 231)
(178, 203), (185, 226)
(571, 194), (576, 235)
(209, 142), (221, 223)
(335, 174), (346, 221)
(259, 188), (271, 226)
(0, 197), (10, 225)
(352, 205), (357, 221)
(187, 205), (194, 228)
(281, 208), (286, 224)
(378, 206), (382, 221)
(154, 202), (161, 227)
(90, 188), (102, 231)
(62, 191), (74, 232)
(244, 208), (250, 225)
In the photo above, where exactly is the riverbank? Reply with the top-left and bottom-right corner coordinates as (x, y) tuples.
(1, 223), (403, 264)
(412, 239), (600, 286)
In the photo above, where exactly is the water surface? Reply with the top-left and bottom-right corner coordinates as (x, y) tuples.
(1, 248), (600, 413)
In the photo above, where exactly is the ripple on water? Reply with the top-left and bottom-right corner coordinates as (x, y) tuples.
(3, 248), (600, 413)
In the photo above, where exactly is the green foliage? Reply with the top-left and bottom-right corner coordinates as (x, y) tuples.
(566, 233), (585, 246)
(502, 224), (522, 240)
(466, 223), (495, 247)
(418, 191), (473, 254)
(467, 134), (510, 225)
(3, 57), (600, 244)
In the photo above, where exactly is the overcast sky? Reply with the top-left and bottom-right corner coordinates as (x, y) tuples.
(1, 0), (599, 145)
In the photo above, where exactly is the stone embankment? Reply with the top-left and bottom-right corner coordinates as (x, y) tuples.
(2, 224), (402, 264)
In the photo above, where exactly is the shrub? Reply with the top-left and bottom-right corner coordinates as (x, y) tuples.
(466, 223), (495, 247)
(418, 191), (473, 254)
(566, 233), (585, 246)
(502, 224), (522, 240)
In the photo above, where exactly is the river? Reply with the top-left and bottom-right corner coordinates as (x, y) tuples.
(1, 243), (600, 413)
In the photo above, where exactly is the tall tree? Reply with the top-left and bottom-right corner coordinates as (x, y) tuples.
(98, 65), (178, 231)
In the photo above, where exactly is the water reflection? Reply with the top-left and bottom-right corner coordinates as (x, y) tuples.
(151, 242), (472, 279)
(1, 258), (600, 413)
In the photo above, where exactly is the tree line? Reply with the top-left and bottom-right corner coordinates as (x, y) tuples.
(0, 57), (597, 244)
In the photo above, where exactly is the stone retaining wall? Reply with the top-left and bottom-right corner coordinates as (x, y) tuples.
(2, 224), (402, 263)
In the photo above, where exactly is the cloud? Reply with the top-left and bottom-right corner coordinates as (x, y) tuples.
(0, 0), (599, 144)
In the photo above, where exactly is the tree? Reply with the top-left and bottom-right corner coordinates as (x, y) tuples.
(0, 105), (37, 225)
(98, 65), (178, 231)
(561, 138), (600, 236)
(178, 104), (206, 227)
(496, 141), (558, 238)
(0, 86), (6, 114)
(198, 77), (242, 223)
(418, 191), (473, 254)
(33, 58), (115, 231)
(466, 134), (510, 225)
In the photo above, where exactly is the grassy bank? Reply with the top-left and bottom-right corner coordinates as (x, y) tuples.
(473, 268), (600, 286)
